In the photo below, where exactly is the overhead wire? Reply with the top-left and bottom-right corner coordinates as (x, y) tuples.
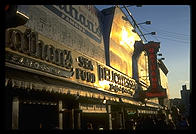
(155, 36), (190, 44)
(139, 24), (160, 42)
(157, 32), (190, 40)
(147, 26), (190, 37)
(145, 26), (190, 41)
(139, 25), (190, 45)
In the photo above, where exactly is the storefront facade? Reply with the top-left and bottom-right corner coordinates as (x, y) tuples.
(5, 5), (165, 130)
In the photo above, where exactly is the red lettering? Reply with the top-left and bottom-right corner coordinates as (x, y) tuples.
(149, 54), (155, 59)
(151, 77), (157, 82)
(152, 83), (157, 89)
(146, 92), (166, 97)
(149, 48), (154, 53)
(151, 64), (156, 71)
(151, 71), (156, 76)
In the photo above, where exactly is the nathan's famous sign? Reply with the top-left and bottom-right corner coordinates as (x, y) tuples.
(44, 5), (101, 43)
(5, 27), (136, 97)
(17, 5), (105, 64)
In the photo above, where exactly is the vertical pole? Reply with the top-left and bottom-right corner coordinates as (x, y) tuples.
(77, 111), (81, 129)
(107, 105), (112, 130)
(119, 112), (123, 129)
(121, 107), (125, 129)
(58, 100), (63, 130)
(12, 97), (19, 129)
(76, 103), (81, 129)
(71, 109), (75, 129)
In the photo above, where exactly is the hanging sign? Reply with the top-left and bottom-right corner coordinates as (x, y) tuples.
(144, 41), (166, 98)
(79, 103), (107, 113)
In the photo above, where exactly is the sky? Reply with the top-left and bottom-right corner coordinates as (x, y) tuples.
(95, 5), (191, 99)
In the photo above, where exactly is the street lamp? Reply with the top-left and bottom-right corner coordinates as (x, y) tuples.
(138, 21), (151, 25)
(158, 58), (165, 60)
(142, 32), (156, 36)
(157, 53), (165, 60)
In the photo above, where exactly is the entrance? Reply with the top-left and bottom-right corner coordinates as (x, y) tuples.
(81, 113), (108, 130)
(19, 102), (59, 129)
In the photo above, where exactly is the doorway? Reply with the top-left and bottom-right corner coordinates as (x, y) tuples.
(19, 102), (59, 129)
(81, 113), (108, 130)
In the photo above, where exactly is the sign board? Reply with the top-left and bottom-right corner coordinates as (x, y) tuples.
(17, 5), (105, 64)
(137, 109), (157, 114)
(5, 26), (137, 98)
(159, 68), (169, 95)
(79, 103), (107, 113)
(109, 6), (141, 77)
(126, 109), (137, 115)
(144, 41), (166, 98)
(137, 51), (150, 87)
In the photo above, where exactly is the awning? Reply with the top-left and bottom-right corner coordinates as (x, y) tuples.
(5, 68), (120, 103)
(5, 68), (163, 109)
(121, 98), (142, 106)
(146, 102), (164, 109)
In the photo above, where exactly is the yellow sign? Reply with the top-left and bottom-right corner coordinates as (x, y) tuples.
(5, 26), (137, 98)
(109, 6), (141, 77)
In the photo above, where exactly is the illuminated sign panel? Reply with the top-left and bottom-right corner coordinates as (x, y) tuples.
(5, 26), (137, 98)
(97, 64), (136, 96)
(159, 68), (169, 96)
(17, 5), (105, 64)
(138, 51), (150, 88)
(109, 7), (141, 77)
(144, 41), (166, 98)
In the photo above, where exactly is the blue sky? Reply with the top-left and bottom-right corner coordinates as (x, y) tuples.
(95, 5), (191, 99)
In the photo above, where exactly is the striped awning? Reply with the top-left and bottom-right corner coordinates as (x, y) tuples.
(5, 77), (120, 103)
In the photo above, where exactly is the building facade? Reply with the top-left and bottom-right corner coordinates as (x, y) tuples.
(5, 5), (168, 130)
(181, 85), (190, 119)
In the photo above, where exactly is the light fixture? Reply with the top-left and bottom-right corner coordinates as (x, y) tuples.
(122, 16), (129, 21)
(157, 53), (162, 56)
(142, 32), (156, 36)
(138, 21), (151, 25)
(158, 58), (165, 60)
(103, 99), (107, 104)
